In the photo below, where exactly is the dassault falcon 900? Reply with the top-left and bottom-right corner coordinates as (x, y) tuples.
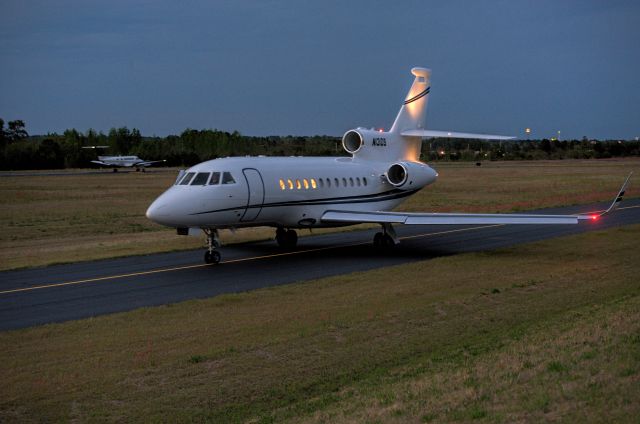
(146, 67), (631, 264)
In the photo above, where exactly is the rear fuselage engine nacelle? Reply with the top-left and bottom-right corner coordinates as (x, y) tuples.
(386, 161), (437, 189)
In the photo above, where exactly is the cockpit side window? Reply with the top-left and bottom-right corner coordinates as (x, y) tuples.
(191, 172), (210, 185)
(179, 172), (196, 185)
(209, 172), (221, 185)
(222, 172), (236, 184)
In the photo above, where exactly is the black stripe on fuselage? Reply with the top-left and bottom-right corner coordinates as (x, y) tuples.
(190, 188), (421, 215)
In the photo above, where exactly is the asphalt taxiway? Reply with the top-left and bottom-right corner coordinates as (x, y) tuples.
(1, 199), (639, 331)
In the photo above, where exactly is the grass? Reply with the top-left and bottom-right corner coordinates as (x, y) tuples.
(1, 158), (638, 271)
(1, 224), (638, 422)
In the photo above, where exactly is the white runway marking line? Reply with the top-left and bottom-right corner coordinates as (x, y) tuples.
(0, 224), (503, 295)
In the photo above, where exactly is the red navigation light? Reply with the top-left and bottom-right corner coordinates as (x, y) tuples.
(378, 128), (384, 132)
(590, 214), (599, 221)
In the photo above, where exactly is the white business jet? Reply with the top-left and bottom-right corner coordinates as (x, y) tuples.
(146, 67), (630, 264)
(91, 154), (166, 172)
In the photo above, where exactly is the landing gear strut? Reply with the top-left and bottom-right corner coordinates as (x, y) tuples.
(373, 223), (399, 248)
(203, 228), (221, 264)
(276, 227), (298, 249)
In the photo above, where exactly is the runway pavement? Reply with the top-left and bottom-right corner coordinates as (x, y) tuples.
(1, 199), (639, 331)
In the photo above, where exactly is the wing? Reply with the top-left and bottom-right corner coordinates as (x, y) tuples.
(135, 159), (166, 167)
(322, 173), (632, 226)
(322, 210), (593, 225)
(401, 129), (515, 140)
(90, 160), (118, 167)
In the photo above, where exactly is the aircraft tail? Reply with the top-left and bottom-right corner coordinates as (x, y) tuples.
(390, 67), (431, 134)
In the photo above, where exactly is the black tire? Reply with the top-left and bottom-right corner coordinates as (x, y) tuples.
(204, 250), (221, 264)
(286, 229), (298, 248)
(373, 232), (384, 248)
(276, 228), (287, 247)
(383, 234), (395, 248)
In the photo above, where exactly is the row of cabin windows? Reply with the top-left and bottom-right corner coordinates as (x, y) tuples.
(278, 177), (368, 191)
(177, 171), (236, 186)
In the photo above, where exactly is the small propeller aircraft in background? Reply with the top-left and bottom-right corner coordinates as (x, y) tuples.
(146, 67), (632, 264)
(84, 146), (166, 172)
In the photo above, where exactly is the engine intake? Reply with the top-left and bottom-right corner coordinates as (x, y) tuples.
(387, 163), (408, 187)
(342, 130), (364, 154)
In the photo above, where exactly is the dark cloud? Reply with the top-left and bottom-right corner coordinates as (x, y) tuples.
(1, 0), (638, 139)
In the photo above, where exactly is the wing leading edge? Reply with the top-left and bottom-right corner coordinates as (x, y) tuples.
(321, 173), (632, 226)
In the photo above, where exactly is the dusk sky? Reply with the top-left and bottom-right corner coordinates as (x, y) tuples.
(1, 0), (638, 140)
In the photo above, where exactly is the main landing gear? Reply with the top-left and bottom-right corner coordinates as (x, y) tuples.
(204, 229), (221, 264)
(275, 227), (298, 249)
(373, 223), (399, 249)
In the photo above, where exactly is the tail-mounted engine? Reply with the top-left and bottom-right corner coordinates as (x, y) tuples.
(342, 129), (365, 154)
(386, 163), (407, 186)
(385, 161), (438, 189)
(342, 128), (390, 156)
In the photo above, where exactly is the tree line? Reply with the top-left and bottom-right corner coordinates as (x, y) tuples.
(1, 119), (638, 170)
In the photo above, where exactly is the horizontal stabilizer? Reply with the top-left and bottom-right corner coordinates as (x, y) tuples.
(401, 129), (515, 140)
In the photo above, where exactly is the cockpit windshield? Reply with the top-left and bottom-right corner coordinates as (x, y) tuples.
(209, 172), (221, 185)
(177, 171), (234, 186)
(222, 172), (236, 184)
(178, 172), (196, 185)
(191, 172), (210, 185)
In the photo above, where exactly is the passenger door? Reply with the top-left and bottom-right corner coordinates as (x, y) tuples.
(241, 168), (265, 222)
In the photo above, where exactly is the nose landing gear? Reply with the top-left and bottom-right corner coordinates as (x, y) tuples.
(204, 229), (221, 264)
(276, 227), (298, 249)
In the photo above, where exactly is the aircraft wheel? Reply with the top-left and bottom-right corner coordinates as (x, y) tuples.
(286, 230), (298, 248)
(373, 232), (394, 249)
(373, 232), (384, 248)
(204, 250), (221, 264)
(276, 228), (297, 248)
(276, 228), (287, 247)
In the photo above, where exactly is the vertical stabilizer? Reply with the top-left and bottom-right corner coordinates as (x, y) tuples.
(390, 67), (431, 134)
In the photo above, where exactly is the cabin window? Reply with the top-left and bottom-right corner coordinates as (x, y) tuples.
(295, 179), (302, 190)
(326, 178), (331, 188)
(179, 172), (196, 185)
(191, 172), (210, 185)
(349, 177), (354, 187)
(209, 172), (221, 185)
(363, 177), (368, 186)
(222, 172), (236, 184)
(303, 179), (309, 190)
(342, 177), (347, 187)
(279, 179), (286, 190)
(315, 178), (321, 189)
(334, 178), (339, 187)
(287, 179), (293, 190)
(356, 177), (361, 186)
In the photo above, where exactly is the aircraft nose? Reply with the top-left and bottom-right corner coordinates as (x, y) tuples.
(146, 199), (169, 224)
(146, 202), (160, 222)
